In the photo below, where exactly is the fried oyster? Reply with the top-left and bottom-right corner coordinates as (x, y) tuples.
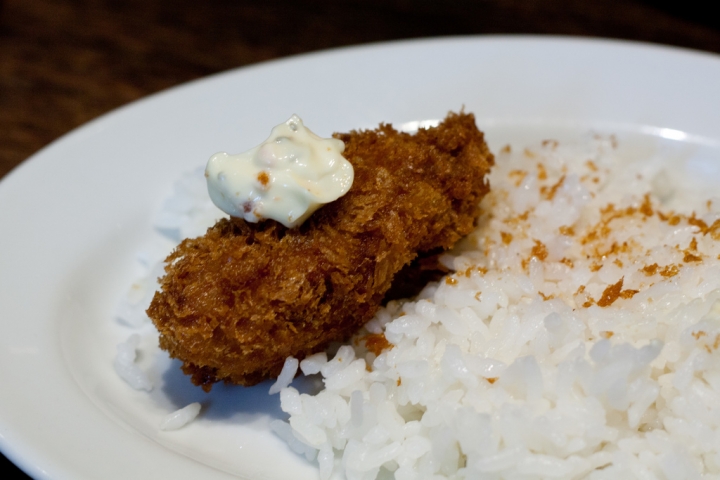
(147, 112), (493, 389)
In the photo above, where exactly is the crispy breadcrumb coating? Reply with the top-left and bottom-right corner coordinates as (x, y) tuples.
(147, 112), (493, 389)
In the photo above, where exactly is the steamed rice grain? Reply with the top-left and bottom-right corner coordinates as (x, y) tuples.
(113, 333), (153, 392)
(159, 402), (202, 431)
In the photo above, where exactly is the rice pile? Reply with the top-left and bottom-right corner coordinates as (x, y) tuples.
(114, 166), (224, 428)
(270, 135), (720, 479)
(115, 134), (720, 478)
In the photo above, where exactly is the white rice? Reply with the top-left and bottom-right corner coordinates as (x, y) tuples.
(113, 333), (153, 392)
(113, 168), (224, 421)
(270, 357), (301, 395)
(115, 133), (720, 477)
(273, 135), (720, 479)
(159, 402), (202, 431)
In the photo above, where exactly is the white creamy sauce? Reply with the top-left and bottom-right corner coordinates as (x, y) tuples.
(205, 115), (354, 228)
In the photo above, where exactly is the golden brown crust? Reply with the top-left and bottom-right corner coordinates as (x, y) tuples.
(147, 111), (493, 389)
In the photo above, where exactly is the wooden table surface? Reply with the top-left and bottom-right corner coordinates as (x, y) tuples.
(1, 0), (719, 476)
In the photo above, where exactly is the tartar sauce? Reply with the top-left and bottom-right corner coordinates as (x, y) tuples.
(205, 115), (354, 228)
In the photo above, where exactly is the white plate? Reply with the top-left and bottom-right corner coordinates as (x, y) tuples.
(2, 36), (720, 480)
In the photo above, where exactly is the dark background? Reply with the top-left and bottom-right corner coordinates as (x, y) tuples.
(1, 0), (719, 477)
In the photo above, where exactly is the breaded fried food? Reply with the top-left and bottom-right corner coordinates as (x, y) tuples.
(147, 111), (493, 389)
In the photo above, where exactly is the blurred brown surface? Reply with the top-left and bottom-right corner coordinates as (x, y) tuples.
(2, 0), (720, 182)
(1, 0), (719, 476)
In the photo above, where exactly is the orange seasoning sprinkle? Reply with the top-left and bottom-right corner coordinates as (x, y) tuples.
(560, 257), (574, 268)
(559, 226), (575, 236)
(624, 206), (637, 217)
(683, 239), (702, 262)
(500, 144), (512, 154)
(537, 163), (548, 180)
(620, 289), (639, 299)
(446, 277), (458, 285)
(500, 231), (513, 245)
(600, 331), (614, 339)
(486, 377), (498, 384)
(597, 241), (631, 260)
(659, 264), (680, 277)
(707, 219), (720, 240)
(581, 230), (599, 245)
(585, 160), (599, 172)
(643, 263), (659, 276)
(692, 331), (707, 340)
(539, 292), (555, 301)
(600, 202), (616, 215)
(363, 333), (393, 356)
(575, 283), (596, 308)
(541, 175), (566, 201)
(688, 214), (709, 233)
(257, 171), (270, 187)
(639, 194), (653, 217)
(597, 277), (624, 307)
(684, 252), (702, 263)
(531, 240), (549, 261)
(509, 170), (528, 187)
(397, 378), (402, 386)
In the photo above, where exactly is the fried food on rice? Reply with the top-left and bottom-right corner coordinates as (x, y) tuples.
(147, 111), (494, 389)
